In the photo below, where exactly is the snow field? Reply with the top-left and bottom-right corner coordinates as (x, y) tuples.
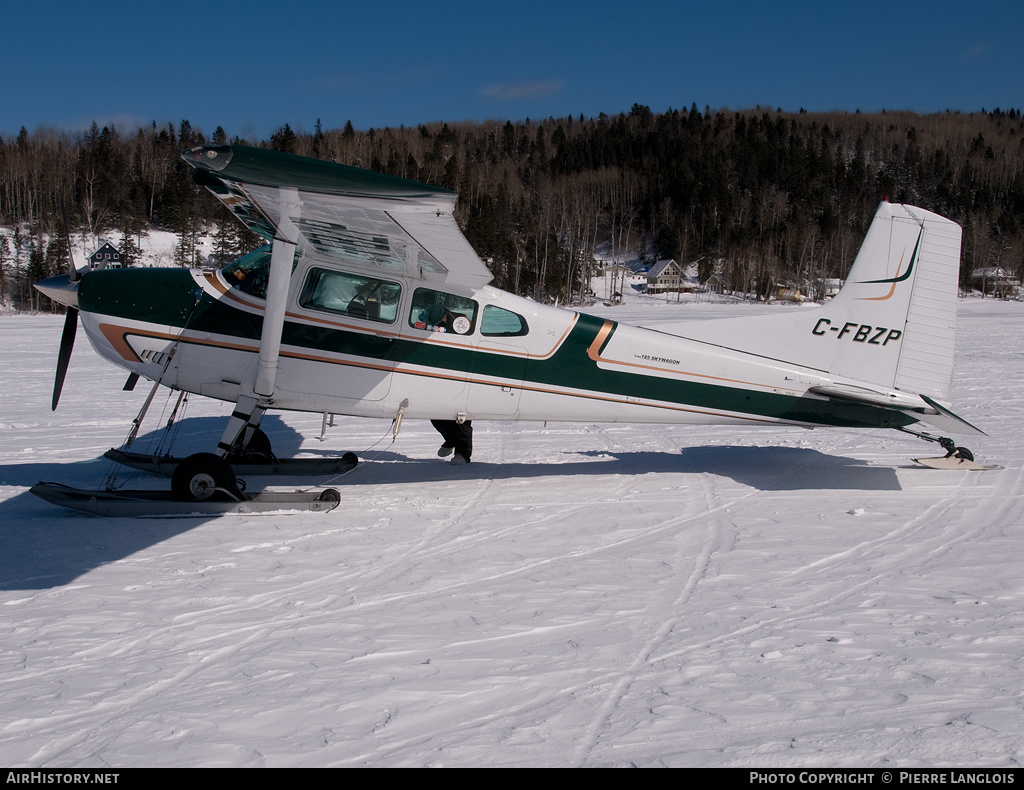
(0, 299), (1021, 767)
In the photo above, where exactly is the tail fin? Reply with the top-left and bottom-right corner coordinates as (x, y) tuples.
(823, 202), (962, 399)
(678, 202), (963, 400)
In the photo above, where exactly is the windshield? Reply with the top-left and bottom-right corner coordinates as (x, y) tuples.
(220, 246), (272, 299)
(220, 245), (300, 299)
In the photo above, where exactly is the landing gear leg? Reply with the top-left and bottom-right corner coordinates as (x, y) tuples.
(898, 427), (973, 463)
(215, 395), (269, 460)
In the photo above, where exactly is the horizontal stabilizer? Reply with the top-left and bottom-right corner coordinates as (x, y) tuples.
(809, 385), (984, 436)
(808, 384), (925, 411)
(917, 395), (987, 436)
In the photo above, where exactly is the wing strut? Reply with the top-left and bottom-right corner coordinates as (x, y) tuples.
(254, 233), (297, 397)
(215, 187), (299, 457)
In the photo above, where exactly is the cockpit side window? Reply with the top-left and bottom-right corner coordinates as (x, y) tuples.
(408, 288), (478, 335)
(480, 305), (529, 336)
(299, 268), (402, 323)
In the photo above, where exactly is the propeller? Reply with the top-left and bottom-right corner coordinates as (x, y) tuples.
(51, 200), (82, 410)
(36, 201), (84, 410)
(52, 306), (79, 410)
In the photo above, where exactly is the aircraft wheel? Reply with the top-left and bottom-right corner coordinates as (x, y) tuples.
(172, 453), (239, 501)
(318, 488), (341, 504)
(229, 428), (274, 464)
(953, 447), (975, 462)
(342, 452), (359, 467)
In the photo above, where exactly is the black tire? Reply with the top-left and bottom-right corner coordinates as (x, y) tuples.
(954, 447), (975, 462)
(341, 451), (359, 467)
(318, 488), (341, 504)
(228, 428), (274, 464)
(172, 453), (240, 501)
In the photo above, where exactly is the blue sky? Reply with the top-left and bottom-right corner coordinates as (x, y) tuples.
(3, 0), (1021, 140)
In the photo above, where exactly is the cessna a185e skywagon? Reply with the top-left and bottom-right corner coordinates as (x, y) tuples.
(32, 144), (987, 513)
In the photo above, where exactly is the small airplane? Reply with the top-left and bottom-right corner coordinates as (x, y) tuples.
(33, 144), (987, 509)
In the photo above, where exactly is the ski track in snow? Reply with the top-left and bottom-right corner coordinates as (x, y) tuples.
(0, 299), (1022, 767)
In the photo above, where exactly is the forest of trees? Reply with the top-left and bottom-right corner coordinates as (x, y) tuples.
(2, 105), (1022, 310)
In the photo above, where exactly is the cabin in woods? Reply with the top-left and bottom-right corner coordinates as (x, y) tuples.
(88, 241), (124, 270)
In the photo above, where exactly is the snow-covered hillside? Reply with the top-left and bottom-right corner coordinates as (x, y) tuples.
(0, 299), (1021, 767)
(0, 228), (215, 313)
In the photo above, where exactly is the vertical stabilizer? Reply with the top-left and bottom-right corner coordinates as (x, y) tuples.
(673, 202), (963, 400)
(825, 203), (962, 398)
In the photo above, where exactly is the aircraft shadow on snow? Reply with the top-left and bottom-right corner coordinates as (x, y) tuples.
(0, 416), (304, 590)
(0, 418), (899, 590)
(355, 443), (903, 492)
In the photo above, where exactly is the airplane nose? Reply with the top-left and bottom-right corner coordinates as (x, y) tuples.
(34, 273), (80, 309)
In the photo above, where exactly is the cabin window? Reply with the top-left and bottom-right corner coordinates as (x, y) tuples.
(300, 268), (402, 323)
(480, 305), (528, 336)
(408, 288), (477, 335)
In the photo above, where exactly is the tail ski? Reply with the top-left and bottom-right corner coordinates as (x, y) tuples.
(674, 201), (980, 434)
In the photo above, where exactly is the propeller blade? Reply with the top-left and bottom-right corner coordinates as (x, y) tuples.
(52, 307), (78, 411)
(60, 199), (81, 282)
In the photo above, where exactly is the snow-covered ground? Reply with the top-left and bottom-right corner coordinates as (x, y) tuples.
(0, 298), (1021, 767)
